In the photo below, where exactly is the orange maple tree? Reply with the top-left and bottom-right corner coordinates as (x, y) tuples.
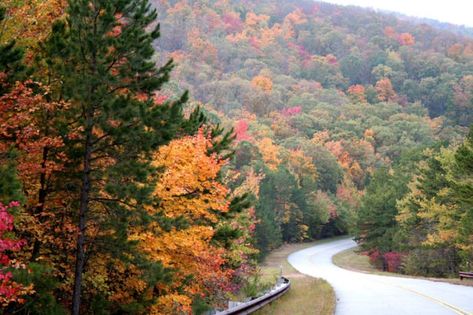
(398, 33), (415, 46)
(347, 84), (367, 103)
(131, 131), (234, 314)
(251, 75), (273, 92)
(375, 78), (397, 102)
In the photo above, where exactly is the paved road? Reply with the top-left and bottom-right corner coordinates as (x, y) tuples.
(288, 238), (473, 315)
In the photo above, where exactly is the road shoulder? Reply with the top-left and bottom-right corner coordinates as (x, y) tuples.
(332, 246), (473, 288)
(255, 241), (337, 315)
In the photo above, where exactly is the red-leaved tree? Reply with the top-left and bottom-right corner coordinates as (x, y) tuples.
(0, 201), (32, 307)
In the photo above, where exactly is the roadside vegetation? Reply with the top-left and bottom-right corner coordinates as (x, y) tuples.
(332, 247), (377, 273)
(255, 241), (336, 315)
(355, 127), (473, 278)
(333, 247), (473, 287)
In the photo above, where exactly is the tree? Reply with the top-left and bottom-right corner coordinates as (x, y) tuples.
(398, 33), (415, 46)
(375, 78), (397, 102)
(257, 166), (308, 245)
(132, 132), (233, 313)
(307, 144), (343, 193)
(0, 201), (33, 308)
(0, 7), (26, 91)
(340, 52), (367, 85)
(0, 0), (66, 61)
(356, 167), (407, 253)
(257, 138), (281, 170)
(255, 171), (283, 256)
(43, 1), (204, 313)
(0, 78), (73, 268)
(452, 75), (473, 126)
(0, 6), (25, 203)
(449, 126), (473, 267)
(347, 84), (366, 103)
(234, 120), (251, 142)
(251, 75), (273, 92)
(396, 148), (460, 276)
(0, 8), (74, 313)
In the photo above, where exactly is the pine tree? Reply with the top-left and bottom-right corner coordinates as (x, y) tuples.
(42, 1), (204, 313)
(355, 148), (426, 254)
(356, 167), (404, 252)
(451, 125), (473, 266)
(452, 125), (473, 205)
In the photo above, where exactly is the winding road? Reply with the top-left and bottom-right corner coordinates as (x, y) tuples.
(288, 238), (473, 315)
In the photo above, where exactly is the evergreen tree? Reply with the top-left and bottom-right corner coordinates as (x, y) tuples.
(0, 150), (24, 204)
(451, 125), (473, 267)
(255, 170), (283, 257)
(356, 168), (397, 252)
(452, 125), (473, 206)
(356, 167), (408, 252)
(355, 148), (425, 253)
(255, 166), (307, 256)
(42, 1), (204, 313)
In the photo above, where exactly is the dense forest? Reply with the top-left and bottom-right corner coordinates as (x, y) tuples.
(150, 0), (472, 260)
(0, 0), (472, 314)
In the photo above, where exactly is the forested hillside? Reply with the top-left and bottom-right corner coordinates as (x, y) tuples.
(149, 0), (471, 256)
(0, 0), (472, 314)
(153, 0), (473, 125)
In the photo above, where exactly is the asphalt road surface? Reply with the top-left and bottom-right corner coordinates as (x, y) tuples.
(288, 238), (473, 315)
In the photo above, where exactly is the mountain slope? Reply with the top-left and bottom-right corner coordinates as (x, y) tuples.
(150, 0), (470, 254)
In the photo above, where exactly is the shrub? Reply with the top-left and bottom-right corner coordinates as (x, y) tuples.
(368, 250), (385, 270)
(401, 248), (459, 277)
(384, 252), (402, 272)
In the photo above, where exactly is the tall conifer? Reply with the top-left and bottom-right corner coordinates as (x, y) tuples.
(42, 1), (204, 313)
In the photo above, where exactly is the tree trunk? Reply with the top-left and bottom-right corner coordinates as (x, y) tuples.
(31, 147), (49, 262)
(72, 121), (93, 315)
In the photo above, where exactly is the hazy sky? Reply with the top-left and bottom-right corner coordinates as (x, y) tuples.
(321, 0), (473, 27)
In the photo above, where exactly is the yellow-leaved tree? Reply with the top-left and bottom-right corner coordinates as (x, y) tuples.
(132, 130), (234, 314)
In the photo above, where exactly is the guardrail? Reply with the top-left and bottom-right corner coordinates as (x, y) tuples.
(459, 271), (473, 280)
(216, 277), (291, 315)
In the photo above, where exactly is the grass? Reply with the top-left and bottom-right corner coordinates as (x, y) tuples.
(332, 247), (473, 287)
(332, 247), (377, 273)
(254, 240), (339, 315)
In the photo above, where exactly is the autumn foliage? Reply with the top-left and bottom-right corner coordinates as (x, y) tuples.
(0, 202), (32, 307)
(347, 85), (366, 103)
(251, 75), (273, 92)
(375, 78), (397, 102)
(1, 0), (473, 312)
(127, 130), (255, 313)
(0, 1), (256, 313)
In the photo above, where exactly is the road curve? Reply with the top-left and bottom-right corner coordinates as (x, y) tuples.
(288, 238), (473, 315)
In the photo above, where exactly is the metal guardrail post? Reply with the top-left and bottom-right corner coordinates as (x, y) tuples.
(459, 271), (473, 280)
